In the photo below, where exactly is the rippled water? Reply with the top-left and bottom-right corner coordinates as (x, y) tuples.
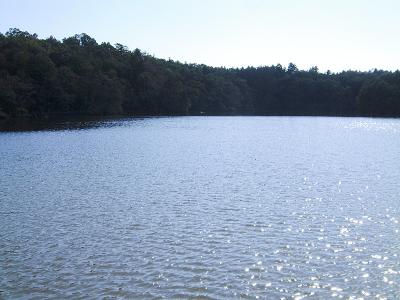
(1, 116), (400, 299)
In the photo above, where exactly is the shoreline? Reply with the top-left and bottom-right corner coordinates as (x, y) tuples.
(1, 114), (399, 132)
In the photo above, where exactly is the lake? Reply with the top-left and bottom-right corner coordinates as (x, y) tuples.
(1, 116), (399, 299)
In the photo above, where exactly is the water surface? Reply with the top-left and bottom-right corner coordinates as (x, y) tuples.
(1, 116), (399, 299)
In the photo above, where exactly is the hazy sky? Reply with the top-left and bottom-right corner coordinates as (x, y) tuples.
(1, 0), (399, 72)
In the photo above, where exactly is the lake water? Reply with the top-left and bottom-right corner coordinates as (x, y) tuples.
(1, 116), (400, 299)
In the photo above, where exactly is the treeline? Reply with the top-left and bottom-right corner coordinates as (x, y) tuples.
(1, 28), (400, 120)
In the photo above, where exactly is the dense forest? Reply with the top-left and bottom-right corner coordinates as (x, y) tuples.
(1, 28), (400, 120)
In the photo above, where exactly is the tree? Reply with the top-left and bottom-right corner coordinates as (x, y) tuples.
(287, 62), (298, 74)
(1, 28), (400, 119)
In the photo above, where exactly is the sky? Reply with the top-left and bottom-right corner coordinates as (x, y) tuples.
(1, 0), (399, 72)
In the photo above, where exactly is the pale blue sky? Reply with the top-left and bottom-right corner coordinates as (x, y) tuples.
(1, 0), (399, 72)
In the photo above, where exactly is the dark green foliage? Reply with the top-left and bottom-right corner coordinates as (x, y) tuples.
(358, 72), (400, 117)
(0, 28), (399, 119)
